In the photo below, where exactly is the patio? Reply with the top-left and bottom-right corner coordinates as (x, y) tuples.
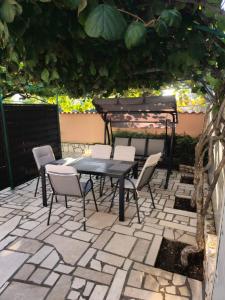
(0, 167), (202, 300)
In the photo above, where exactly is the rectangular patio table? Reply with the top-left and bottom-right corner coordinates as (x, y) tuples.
(40, 157), (138, 221)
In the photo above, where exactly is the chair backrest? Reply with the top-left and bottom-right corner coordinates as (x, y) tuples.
(146, 139), (165, 156)
(114, 137), (130, 147)
(113, 145), (136, 161)
(130, 138), (146, 156)
(46, 164), (82, 197)
(90, 144), (112, 159)
(136, 152), (161, 190)
(32, 145), (55, 170)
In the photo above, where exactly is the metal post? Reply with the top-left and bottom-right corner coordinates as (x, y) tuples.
(164, 115), (175, 189)
(56, 93), (62, 158)
(0, 94), (14, 189)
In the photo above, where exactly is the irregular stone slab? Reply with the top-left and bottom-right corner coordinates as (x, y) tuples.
(72, 230), (93, 242)
(106, 269), (127, 300)
(0, 216), (21, 241)
(45, 234), (89, 265)
(165, 294), (188, 300)
(14, 264), (36, 280)
(124, 286), (163, 300)
(130, 239), (150, 263)
(41, 250), (59, 269)
(44, 272), (60, 286)
(86, 212), (117, 229)
(90, 285), (108, 300)
(105, 233), (136, 257)
(8, 237), (42, 254)
(74, 267), (112, 285)
(28, 245), (53, 264)
(111, 224), (135, 236)
(127, 270), (144, 288)
(133, 262), (173, 280)
(83, 282), (94, 297)
(46, 275), (72, 300)
(173, 273), (186, 286)
(159, 220), (196, 234)
(72, 277), (86, 289)
(26, 218), (59, 239)
(0, 207), (13, 217)
(20, 221), (39, 230)
(0, 236), (17, 251)
(144, 274), (160, 292)
(145, 235), (163, 266)
(78, 248), (96, 267)
(164, 207), (196, 218)
(96, 250), (125, 267)
(0, 281), (49, 300)
(29, 268), (50, 284)
(92, 230), (114, 250)
(188, 278), (202, 300)
(54, 264), (75, 274)
(0, 250), (29, 288)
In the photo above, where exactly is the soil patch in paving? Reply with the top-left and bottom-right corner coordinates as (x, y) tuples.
(174, 197), (196, 213)
(180, 176), (194, 185)
(155, 238), (203, 281)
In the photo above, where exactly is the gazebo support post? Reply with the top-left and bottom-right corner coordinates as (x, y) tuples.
(164, 115), (175, 189)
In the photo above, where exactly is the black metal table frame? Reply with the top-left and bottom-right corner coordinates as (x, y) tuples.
(40, 157), (138, 222)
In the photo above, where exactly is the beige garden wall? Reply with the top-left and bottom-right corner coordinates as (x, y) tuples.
(59, 112), (205, 143)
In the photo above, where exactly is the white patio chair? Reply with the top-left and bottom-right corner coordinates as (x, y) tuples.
(110, 152), (161, 223)
(32, 145), (55, 197)
(90, 144), (112, 159)
(90, 144), (112, 196)
(46, 164), (98, 230)
(113, 145), (136, 161)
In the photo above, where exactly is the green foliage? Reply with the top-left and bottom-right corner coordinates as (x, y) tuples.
(160, 9), (182, 28)
(125, 22), (147, 49)
(84, 4), (127, 40)
(0, 0), (22, 23)
(0, 1), (224, 97)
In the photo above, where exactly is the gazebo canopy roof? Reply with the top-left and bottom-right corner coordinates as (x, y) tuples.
(93, 96), (178, 126)
(93, 96), (177, 114)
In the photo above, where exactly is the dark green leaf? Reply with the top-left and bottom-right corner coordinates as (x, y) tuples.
(84, 4), (127, 40)
(41, 68), (49, 83)
(160, 9), (182, 28)
(155, 19), (168, 37)
(125, 22), (146, 49)
(99, 66), (108, 77)
(78, 0), (87, 15)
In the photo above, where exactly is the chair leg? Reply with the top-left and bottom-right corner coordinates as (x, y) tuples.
(99, 176), (106, 196)
(34, 176), (40, 197)
(65, 195), (68, 208)
(109, 181), (119, 212)
(148, 183), (155, 208)
(47, 193), (54, 225)
(91, 187), (98, 212)
(82, 195), (86, 231)
(134, 190), (141, 224)
(126, 190), (130, 202)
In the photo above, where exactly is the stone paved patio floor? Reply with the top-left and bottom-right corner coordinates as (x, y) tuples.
(0, 169), (202, 300)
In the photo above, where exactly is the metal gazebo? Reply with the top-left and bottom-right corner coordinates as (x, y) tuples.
(93, 95), (178, 188)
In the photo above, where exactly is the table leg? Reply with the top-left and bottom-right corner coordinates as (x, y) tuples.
(119, 175), (125, 221)
(133, 163), (138, 179)
(40, 166), (47, 207)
